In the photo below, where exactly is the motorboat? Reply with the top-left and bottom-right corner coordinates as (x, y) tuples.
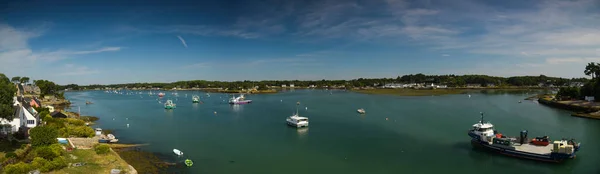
(286, 102), (309, 128)
(357, 108), (366, 114)
(173, 149), (183, 156)
(192, 95), (200, 103)
(165, 100), (176, 109)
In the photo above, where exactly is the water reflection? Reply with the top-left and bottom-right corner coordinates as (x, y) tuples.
(231, 104), (242, 112)
(297, 127), (308, 137)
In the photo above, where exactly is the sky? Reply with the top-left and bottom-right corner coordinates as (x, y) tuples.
(1, 0), (599, 85)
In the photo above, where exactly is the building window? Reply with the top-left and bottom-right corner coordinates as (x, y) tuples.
(27, 120), (35, 125)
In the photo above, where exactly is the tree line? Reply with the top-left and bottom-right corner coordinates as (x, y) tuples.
(62, 74), (587, 90)
(557, 62), (600, 100)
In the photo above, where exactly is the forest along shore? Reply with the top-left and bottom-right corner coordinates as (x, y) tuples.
(353, 87), (547, 96)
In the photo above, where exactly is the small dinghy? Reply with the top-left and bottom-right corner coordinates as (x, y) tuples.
(173, 149), (183, 156)
(185, 159), (193, 167)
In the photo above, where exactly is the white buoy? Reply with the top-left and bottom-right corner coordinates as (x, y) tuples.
(305, 107), (308, 110)
(127, 124), (129, 128)
(468, 94), (471, 98)
(113, 118), (115, 120)
(126, 118), (128, 120)
(280, 100), (283, 102)
(214, 111), (217, 114)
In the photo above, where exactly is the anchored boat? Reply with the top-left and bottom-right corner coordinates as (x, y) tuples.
(229, 94), (252, 104)
(286, 102), (309, 128)
(158, 92), (165, 97)
(165, 100), (176, 109)
(468, 112), (581, 163)
(192, 95), (200, 103)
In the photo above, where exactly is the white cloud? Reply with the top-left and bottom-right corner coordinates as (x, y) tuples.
(442, 54), (450, 57)
(546, 57), (600, 64)
(56, 64), (99, 76)
(177, 35), (188, 48)
(39, 47), (122, 61)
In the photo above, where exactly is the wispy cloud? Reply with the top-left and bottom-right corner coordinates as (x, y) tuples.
(56, 64), (100, 76)
(546, 57), (600, 64)
(177, 35), (188, 48)
(39, 47), (122, 61)
(442, 54), (450, 57)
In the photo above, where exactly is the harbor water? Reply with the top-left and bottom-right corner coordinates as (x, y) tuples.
(65, 89), (600, 174)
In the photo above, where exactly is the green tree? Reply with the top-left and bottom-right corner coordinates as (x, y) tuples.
(584, 62), (600, 79)
(30, 126), (58, 147)
(20, 76), (30, 84)
(34, 79), (59, 97)
(1, 73), (17, 120)
(35, 146), (58, 160)
(11, 76), (21, 84)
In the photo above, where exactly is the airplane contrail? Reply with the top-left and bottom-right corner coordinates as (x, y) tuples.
(177, 35), (188, 48)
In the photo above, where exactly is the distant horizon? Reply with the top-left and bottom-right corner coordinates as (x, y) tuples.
(9, 73), (588, 86)
(1, 0), (599, 85)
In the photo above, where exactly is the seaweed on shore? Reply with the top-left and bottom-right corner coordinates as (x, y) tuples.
(114, 148), (170, 174)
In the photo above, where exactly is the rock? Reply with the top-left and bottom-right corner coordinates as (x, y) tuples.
(110, 169), (122, 174)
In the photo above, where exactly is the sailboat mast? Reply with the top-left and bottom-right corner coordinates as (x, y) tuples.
(296, 101), (300, 115)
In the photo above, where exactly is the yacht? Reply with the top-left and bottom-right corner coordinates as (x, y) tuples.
(286, 102), (309, 128)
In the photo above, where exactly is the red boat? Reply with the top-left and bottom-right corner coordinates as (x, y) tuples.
(530, 136), (550, 146)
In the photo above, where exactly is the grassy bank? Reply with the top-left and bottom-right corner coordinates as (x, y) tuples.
(49, 149), (133, 174)
(354, 88), (469, 96)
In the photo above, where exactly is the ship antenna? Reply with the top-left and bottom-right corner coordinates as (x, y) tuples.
(480, 112), (484, 124)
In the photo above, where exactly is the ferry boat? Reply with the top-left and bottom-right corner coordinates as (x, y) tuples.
(192, 95), (200, 103)
(164, 100), (176, 109)
(158, 92), (165, 97)
(468, 112), (581, 163)
(229, 94), (252, 104)
(286, 102), (309, 128)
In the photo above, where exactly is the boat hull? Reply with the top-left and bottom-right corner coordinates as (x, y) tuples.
(229, 100), (252, 104)
(286, 120), (308, 128)
(468, 132), (577, 163)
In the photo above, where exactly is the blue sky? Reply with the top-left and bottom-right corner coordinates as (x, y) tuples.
(1, 0), (599, 85)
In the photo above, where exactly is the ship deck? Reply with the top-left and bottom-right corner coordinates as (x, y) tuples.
(512, 143), (553, 155)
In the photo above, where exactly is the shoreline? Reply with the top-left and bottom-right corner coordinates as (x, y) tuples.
(535, 95), (600, 120)
(60, 99), (172, 173)
(352, 87), (546, 96)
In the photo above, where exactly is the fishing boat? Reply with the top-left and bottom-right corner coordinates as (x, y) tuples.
(468, 112), (581, 163)
(228, 94), (252, 104)
(165, 100), (176, 109)
(173, 149), (183, 156)
(357, 108), (366, 114)
(286, 102), (309, 128)
(158, 92), (165, 97)
(192, 95), (200, 103)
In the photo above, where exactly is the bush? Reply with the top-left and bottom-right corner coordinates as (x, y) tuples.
(45, 156), (67, 171)
(35, 146), (58, 160)
(69, 126), (95, 137)
(32, 157), (49, 169)
(30, 126), (58, 147)
(66, 118), (85, 126)
(4, 162), (33, 174)
(5, 152), (17, 158)
(12, 130), (26, 140)
(49, 144), (65, 156)
(94, 144), (110, 154)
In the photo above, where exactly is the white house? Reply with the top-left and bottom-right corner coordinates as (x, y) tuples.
(0, 97), (38, 134)
(290, 84), (295, 88)
(281, 84), (287, 88)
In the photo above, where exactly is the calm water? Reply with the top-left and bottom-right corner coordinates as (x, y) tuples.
(65, 90), (600, 174)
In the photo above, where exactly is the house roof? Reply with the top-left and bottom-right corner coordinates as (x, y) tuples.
(50, 111), (68, 118)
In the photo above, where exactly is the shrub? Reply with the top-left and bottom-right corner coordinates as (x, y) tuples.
(31, 157), (49, 169)
(12, 130), (26, 140)
(35, 146), (58, 160)
(4, 162), (33, 174)
(45, 156), (67, 171)
(30, 126), (58, 147)
(69, 126), (95, 137)
(94, 144), (110, 154)
(5, 152), (17, 158)
(49, 144), (65, 156)
(66, 118), (85, 126)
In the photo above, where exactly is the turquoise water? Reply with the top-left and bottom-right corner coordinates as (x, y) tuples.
(65, 90), (600, 174)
